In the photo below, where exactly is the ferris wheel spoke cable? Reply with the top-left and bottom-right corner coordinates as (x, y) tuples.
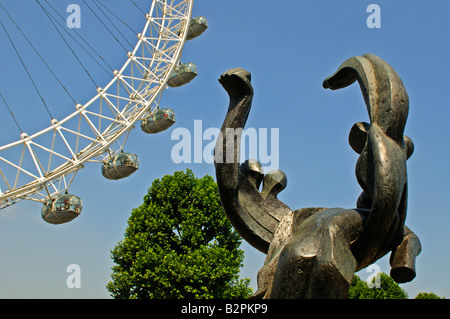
(0, 93), (23, 134)
(38, 0), (138, 105)
(129, 0), (147, 16)
(40, 0), (123, 81)
(0, 2), (77, 106)
(81, 0), (132, 53)
(92, 0), (137, 49)
(38, 0), (135, 90)
(0, 0), (115, 116)
(0, 15), (53, 120)
(36, 0), (99, 88)
(95, 0), (139, 37)
(42, 0), (115, 74)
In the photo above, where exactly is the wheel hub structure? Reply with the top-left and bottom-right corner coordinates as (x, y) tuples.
(0, 0), (195, 209)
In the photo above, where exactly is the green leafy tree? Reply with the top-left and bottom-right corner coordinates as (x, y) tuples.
(414, 292), (445, 299)
(348, 273), (408, 299)
(107, 169), (252, 299)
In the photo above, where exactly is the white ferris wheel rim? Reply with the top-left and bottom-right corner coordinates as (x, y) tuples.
(0, 0), (194, 208)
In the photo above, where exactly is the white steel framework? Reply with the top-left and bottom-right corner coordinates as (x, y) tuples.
(0, 0), (194, 209)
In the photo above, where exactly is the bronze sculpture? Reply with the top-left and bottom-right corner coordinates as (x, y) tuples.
(214, 54), (421, 298)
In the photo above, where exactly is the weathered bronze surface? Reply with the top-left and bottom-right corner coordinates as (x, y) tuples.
(214, 55), (421, 299)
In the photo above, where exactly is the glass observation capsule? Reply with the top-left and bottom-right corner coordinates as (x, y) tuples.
(101, 152), (139, 180)
(186, 17), (208, 40)
(41, 193), (82, 225)
(141, 108), (176, 134)
(167, 63), (198, 87)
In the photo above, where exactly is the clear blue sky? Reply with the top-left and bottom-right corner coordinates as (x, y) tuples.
(0, 0), (448, 298)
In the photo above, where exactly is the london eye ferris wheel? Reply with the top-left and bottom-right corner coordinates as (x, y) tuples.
(0, 0), (207, 224)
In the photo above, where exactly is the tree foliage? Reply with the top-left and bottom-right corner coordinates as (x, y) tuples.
(349, 273), (446, 299)
(348, 273), (408, 299)
(414, 292), (445, 299)
(107, 169), (252, 299)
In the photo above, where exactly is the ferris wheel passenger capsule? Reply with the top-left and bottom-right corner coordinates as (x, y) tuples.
(167, 63), (198, 87)
(101, 152), (139, 180)
(186, 17), (208, 40)
(141, 108), (176, 134)
(41, 193), (82, 225)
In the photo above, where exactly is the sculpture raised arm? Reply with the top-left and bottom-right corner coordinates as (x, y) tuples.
(214, 68), (291, 254)
(323, 53), (413, 268)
